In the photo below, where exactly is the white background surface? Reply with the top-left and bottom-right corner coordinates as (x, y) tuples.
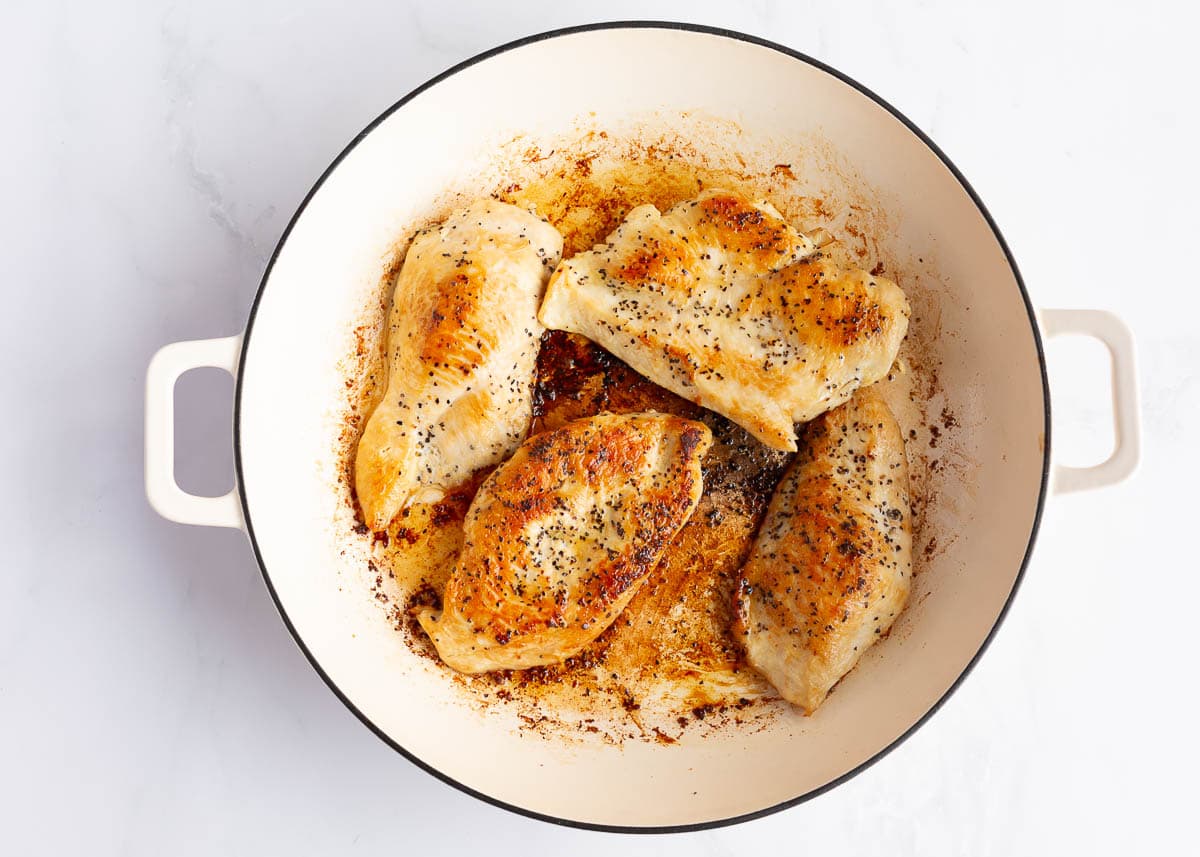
(3, 1), (1198, 853)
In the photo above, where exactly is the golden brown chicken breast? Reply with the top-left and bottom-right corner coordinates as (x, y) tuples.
(418, 412), (713, 673)
(733, 389), (911, 713)
(538, 189), (909, 451)
(355, 199), (563, 531)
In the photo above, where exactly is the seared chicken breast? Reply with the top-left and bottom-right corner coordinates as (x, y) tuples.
(418, 413), (712, 673)
(538, 189), (909, 451)
(734, 389), (911, 713)
(355, 199), (563, 530)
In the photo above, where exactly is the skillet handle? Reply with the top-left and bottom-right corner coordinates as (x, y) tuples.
(145, 336), (244, 528)
(1039, 309), (1140, 494)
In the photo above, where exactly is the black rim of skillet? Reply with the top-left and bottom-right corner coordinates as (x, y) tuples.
(231, 20), (1052, 835)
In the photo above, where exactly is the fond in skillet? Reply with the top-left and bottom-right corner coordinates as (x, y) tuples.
(355, 181), (912, 720)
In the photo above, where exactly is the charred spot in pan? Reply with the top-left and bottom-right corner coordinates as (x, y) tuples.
(700, 412), (792, 499)
(618, 687), (641, 713)
(406, 580), (443, 612)
(394, 527), (420, 546)
(537, 329), (618, 387)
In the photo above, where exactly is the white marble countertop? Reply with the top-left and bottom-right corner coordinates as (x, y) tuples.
(4, 1), (1198, 853)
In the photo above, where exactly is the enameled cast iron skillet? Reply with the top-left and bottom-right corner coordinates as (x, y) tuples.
(146, 23), (1139, 832)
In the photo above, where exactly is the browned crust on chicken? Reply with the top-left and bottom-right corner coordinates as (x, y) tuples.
(539, 189), (909, 452)
(419, 413), (713, 672)
(734, 388), (911, 713)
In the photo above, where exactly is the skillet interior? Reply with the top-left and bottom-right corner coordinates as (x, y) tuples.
(345, 140), (949, 743)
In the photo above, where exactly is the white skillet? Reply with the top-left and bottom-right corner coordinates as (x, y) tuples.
(144, 23), (1139, 831)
